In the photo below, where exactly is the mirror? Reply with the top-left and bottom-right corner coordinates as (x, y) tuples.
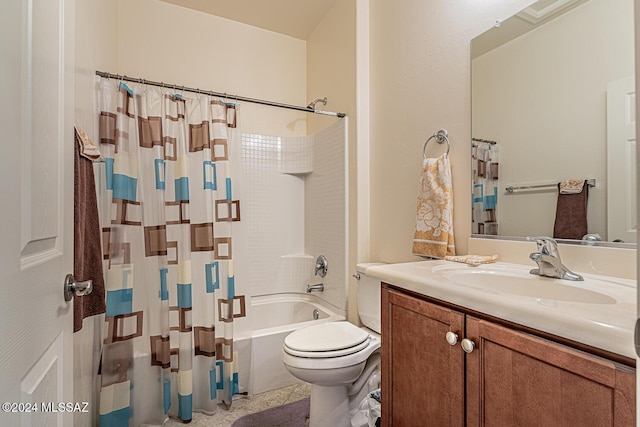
(471, 0), (636, 247)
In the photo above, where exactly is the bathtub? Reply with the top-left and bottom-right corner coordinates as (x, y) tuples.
(246, 294), (345, 395)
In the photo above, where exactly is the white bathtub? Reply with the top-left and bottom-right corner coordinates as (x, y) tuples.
(247, 294), (345, 395)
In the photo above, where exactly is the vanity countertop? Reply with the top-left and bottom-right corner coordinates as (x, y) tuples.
(365, 260), (637, 360)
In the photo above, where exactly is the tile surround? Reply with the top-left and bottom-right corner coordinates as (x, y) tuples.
(238, 121), (347, 312)
(305, 120), (347, 312)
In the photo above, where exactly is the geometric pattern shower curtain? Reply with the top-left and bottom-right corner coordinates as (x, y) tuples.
(472, 140), (500, 235)
(97, 77), (245, 426)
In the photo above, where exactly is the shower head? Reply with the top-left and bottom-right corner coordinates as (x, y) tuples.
(306, 97), (327, 109)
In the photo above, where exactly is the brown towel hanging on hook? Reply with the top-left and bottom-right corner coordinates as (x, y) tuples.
(74, 128), (106, 332)
(553, 181), (588, 240)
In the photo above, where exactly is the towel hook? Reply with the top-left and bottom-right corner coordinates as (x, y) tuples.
(423, 129), (450, 159)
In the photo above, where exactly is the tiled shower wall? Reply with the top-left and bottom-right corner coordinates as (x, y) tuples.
(304, 120), (347, 313)
(234, 119), (347, 315)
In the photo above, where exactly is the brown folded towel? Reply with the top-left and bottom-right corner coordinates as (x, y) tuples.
(553, 180), (588, 240)
(74, 129), (106, 332)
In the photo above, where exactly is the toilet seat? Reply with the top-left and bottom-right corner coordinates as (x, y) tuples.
(283, 321), (370, 358)
(282, 322), (381, 370)
(284, 337), (371, 358)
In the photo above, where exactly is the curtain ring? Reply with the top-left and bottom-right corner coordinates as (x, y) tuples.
(423, 129), (450, 159)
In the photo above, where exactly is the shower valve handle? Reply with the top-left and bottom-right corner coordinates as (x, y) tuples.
(315, 255), (328, 277)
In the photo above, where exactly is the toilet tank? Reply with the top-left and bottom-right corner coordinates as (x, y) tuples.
(356, 263), (385, 334)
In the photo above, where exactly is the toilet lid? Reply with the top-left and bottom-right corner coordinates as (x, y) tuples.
(284, 321), (370, 353)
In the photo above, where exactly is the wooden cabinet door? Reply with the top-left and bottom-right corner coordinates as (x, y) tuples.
(381, 288), (465, 426)
(465, 316), (636, 427)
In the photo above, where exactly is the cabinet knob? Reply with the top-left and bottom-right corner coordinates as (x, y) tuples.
(461, 338), (476, 354)
(445, 331), (459, 346)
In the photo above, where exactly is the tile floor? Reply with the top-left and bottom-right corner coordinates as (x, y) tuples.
(164, 383), (311, 427)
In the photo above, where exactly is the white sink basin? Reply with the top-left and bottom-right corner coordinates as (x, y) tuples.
(432, 264), (617, 304)
(364, 260), (637, 359)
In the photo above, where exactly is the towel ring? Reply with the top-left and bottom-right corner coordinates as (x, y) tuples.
(423, 129), (450, 159)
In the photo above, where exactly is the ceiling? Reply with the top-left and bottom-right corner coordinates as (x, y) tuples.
(471, 0), (589, 58)
(158, 0), (339, 40)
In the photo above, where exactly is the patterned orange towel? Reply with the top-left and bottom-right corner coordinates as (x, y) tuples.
(412, 154), (455, 258)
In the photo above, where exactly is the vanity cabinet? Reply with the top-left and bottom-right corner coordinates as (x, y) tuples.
(381, 285), (636, 426)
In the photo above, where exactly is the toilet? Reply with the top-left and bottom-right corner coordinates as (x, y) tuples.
(281, 264), (383, 427)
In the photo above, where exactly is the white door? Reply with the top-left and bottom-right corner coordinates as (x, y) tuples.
(0, 0), (75, 425)
(607, 76), (637, 243)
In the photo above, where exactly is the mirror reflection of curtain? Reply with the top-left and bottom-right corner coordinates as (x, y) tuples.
(97, 77), (244, 425)
(472, 141), (499, 235)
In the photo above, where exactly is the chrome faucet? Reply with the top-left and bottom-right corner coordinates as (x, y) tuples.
(527, 236), (583, 281)
(306, 283), (324, 293)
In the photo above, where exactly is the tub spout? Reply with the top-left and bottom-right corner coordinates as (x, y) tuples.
(306, 283), (324, 293)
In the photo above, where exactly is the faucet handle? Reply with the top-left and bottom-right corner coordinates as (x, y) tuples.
(315, 255), (328, 277)
(526, 236), (559, 256)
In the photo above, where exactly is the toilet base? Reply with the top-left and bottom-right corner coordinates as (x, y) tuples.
(309, 384), (350, 427)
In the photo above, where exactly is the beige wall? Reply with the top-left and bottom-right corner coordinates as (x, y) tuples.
(369, 0), (535, 262)
(116, 0), (307, 138)
(75, 0), (118, 133)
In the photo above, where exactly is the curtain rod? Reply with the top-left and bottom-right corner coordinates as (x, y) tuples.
(95, 71), (346, 118)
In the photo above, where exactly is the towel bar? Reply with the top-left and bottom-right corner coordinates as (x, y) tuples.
(505, 179), (596, 193)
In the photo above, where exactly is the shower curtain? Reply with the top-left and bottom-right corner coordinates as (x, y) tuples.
(97, 77), (245, 425)
(472, 141), (500, 235)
